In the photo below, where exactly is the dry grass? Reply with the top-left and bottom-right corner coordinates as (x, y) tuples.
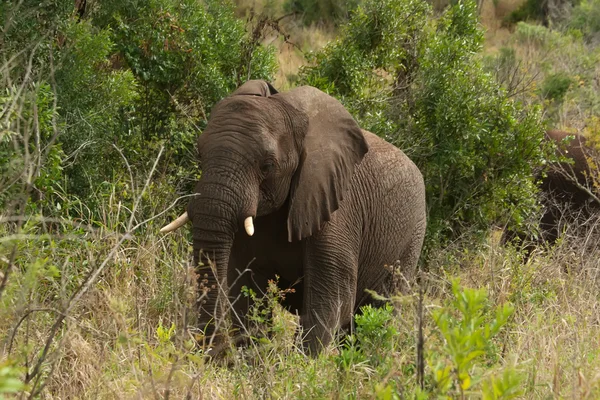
(272, 23), (336, 89)
(4, 205), (600, 398)
(425, 225), (600, 398)
(480, 0), (526, 34)
(233, 0), (336, 89)
(482, 20), (600, 134)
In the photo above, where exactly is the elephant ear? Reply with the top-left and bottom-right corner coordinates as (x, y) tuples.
(231, 80), (278, 97)
(285, 93), (368, 242)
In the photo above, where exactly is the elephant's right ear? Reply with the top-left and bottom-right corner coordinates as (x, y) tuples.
(232, 80), (278, 97)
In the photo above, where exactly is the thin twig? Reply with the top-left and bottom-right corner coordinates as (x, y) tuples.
(0, 245), (17, 303)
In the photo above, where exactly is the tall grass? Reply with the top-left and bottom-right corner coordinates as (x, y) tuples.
(4, 194), (600, 397)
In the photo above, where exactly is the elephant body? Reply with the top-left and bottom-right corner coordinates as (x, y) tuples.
(228, 129), (426, 343)
(163, 81), (426, 354)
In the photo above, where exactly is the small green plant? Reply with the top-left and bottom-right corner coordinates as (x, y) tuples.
(428, 280), (519, 398)
(156, 321), (176, 344)
(336, 303), (397, 373)
(482, 368), (525, 400)
(354, 304), (397, 364)
(241, 276), (296, 338)
(0, 361), (25, 396)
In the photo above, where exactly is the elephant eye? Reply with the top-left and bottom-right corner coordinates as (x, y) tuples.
(260, 160), (275, 175)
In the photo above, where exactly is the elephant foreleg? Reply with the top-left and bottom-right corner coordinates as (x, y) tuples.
(300, 237), (358, 355)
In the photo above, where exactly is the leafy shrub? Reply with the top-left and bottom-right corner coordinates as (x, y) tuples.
(0, 83), (65, 214)
(413, 2), (544, 243)
(504, 0), (548, 26)
(540, 72), (573, 101)
(1, 0), (277, 220)
(299, 0), (431, 131)
(504, 0), (573, 26)
(53, 19), (138, 204)
(302, 0), (545, 244)
(0, 361), (24, 396)
(569, 0), (600, 43)
(100, 0), (277, 135)
(0, 0), (73, 61)
(337, 304), (397, 370)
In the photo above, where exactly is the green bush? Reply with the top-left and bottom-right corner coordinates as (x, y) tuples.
(0, 83), (65, 214)
(411, 2), (545, 242)
(0, 0), (277, 220)
(53, 19), (138, 205)
(569, 0), (600, 43)
(101, 0), (277, 135)
(503, 0), (548, 26)
(540, 72), (573, 101)
(301, 0), (545, 243)
(299, 0), (431, 133)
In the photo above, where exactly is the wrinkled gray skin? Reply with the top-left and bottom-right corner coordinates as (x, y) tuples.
(184, 80), (426, 355)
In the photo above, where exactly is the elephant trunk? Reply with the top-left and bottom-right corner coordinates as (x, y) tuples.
(189, 177), (256, 340)
(193, 230), (232, 339)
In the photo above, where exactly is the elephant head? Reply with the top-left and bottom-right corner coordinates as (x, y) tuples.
(161, 80), (368, 337)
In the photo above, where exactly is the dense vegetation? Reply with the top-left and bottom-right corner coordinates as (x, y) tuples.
(1, 0), (599, 397)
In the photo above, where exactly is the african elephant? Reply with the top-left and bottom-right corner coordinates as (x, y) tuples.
(161, 80), (427, 355)
(538, 129), (599, 244)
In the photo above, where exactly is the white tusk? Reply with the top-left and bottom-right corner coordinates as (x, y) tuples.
(160, 212), (189, 233)
(244, 216), (254, 236)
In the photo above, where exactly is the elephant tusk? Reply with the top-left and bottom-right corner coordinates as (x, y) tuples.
(244, 216), (254, 236)
(160, 212), (189, 233)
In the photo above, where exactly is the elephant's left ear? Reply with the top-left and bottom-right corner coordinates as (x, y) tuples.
(232, 80), (278, 97)
(286, 94), (368, 242)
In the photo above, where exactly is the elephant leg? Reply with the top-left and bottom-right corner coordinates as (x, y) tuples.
(300, 234), (358, 355)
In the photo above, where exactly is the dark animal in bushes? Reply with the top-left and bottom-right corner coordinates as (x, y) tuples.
(504, 130), (599, 249)
(538, 130), (599, 244)
(161, 80), (427, 355)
